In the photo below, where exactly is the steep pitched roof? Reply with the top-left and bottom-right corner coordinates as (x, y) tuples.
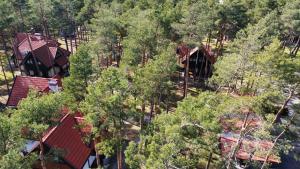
(43, 114), (91, 169)
(177, 45), (216, 64)
(6, 76), (62, 107)
(13, 33), (70, 67)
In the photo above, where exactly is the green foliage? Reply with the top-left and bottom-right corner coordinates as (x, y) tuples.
(132, 45), (177, 107)
(76, 0), (99, 25)
(96, 138), (117, 157)
(218, 0), (250, 38)
(0, 0), (16, 32)
(63, 44), (94, 101)
(0, 115), (24, 155)
(1, 0), (299, 167)
(0, 149), (37, 169)
(281, 0), (300, 35)
(90, 1), (126, 64)
(122, 11), (159, 67)
(81, 67), (136, 157)
(210, 12), (283, 94)
(173, 0), (219, 45)
(125, 92), (227, 169)
(13, 91), (64, 138)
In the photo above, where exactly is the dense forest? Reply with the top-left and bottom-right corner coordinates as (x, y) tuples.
(0, 0), (300, 169)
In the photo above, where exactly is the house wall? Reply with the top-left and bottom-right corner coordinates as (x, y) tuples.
(189, 51), (213, 80)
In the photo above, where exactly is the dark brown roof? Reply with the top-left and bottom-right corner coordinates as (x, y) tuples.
(13, 33), (70, 68)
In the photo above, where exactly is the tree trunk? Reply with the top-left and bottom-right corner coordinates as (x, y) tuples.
(106, 57), (109, 68)
(64, 35), (69, 52)
(117, 145), (123, 169)
(80, 26), (83, 41)
(82, 27), (85, 42)
(94, 139), (101, 168)
(70, 37), (73, 54)
(39, 137), (47, 169)
(116, 42), (121, 67)
(261, 116), (295, 169)
(140, 101), (146, 128)
(206, 32), (211, 48)
(38, 1), (49, 38)
(272, 89), (294, 124)
(226, 111), (250, 169)
(218, 33), (224, 56)
(74, 27), (78, 50)
(25, 33), (41, 76)
(291, 36), (300, 56)
(215, 31), (220, 49)
(0, 56), (10, 94)
(149, 98), (154, 122)
(85, 27), (89, 42)
(204, 59), (208, 79)
(205, 151), (213, 169)
(1, 33), (15, 78)
(142, 50), (146, 67)
(293, 42), (300, 57)
(184, 51), (190, 98)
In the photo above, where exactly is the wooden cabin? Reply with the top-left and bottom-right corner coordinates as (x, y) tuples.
(12, 33), (70, 78)
(176, 45), (216, 80)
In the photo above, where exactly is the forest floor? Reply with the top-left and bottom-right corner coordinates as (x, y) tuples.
(0, 53), (15, 107)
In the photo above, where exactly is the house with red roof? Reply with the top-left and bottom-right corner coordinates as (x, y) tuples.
(24, 113), (96, 169)
(6, 76), (62, 107)
(12, 33), (70, 77)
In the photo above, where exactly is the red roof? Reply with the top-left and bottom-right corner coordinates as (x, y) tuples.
(74, 116), (93, 135)
(13, 33), (70, 67)
(43, 114), (91, 169)
(6, 76), (62, 107)
(220, 136), (280, 163)
(33, 161), (71, 169)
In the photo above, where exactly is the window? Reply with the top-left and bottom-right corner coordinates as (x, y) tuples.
(48, 68), (55, 77)
(54, 67), (60, 73)
(29, 70), (34, 75)
(20, 65), (25, 71)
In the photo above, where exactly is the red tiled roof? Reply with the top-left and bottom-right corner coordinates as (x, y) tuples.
(13, 33), (69, 67)
(33, 161), (71, 169)
(220, 136), (280, 163)
(43, 114), (91, 169)
(6, 76), (62, 107)
(74, 116), (93, 135)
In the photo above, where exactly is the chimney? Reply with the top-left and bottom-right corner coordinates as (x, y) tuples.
(48, 79), (59, 92)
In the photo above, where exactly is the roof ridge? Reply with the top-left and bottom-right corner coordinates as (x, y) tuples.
(42, 113), (71, 142)
(17, 75), (57, 80)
